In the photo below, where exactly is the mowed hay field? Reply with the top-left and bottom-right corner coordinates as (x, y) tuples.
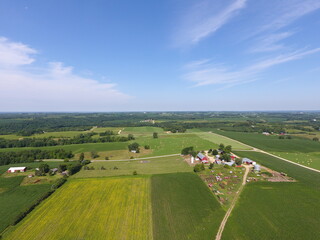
(192, 131), (251, 150)
(73, 156), (191, 178)
(4, 177), (152, 240)
(152, 173), (225, 240)
(222, 151), (320, 240)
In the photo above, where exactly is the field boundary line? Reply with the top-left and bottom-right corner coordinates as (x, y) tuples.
(91, 154), (181, 162)
(215, 165), (251, 240)
(211, 132), (320, 174)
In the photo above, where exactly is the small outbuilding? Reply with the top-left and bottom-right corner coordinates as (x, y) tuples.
(254, 164), (261, 172)
(7, 167), (27, 173)
(223, 160), (235, 166)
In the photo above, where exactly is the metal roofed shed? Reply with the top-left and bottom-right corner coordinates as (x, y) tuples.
(254, 164), (261, 172)
(7, 167), (27, 173)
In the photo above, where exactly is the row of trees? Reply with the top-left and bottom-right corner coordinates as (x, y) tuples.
(0, 149), (74, 166)
(0, 133), (135, 149)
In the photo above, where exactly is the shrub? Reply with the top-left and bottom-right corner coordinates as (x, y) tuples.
(313, 137), (319, 142)
(181, 146), (194, 155)
(144, 145), (150, 149)
(133, 170), (138, 175)
(209, 163), (214, 169)
(224, 164), (231, 169)
(105, 156), (109, 160)
(194, 163), (205, 172)
(51, 178), (67, 190)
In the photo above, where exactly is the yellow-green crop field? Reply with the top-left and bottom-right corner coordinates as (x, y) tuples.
(5, 177), (152, 240)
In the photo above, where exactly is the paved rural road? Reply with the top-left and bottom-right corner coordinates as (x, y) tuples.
(215, 165), (251, 240)
(209, 132), (320, 174)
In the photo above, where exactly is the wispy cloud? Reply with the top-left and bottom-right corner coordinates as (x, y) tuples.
(184, 48), (320, 87)
(0, 37), (131, 111)
(261, 0), (320, 32)
(174, 0), (247, 46)
(249, 32), (294, 53)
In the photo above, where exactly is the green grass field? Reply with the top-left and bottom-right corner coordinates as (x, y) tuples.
(192, 131), (251, 150)
(152, 173), (225, 240)
(211, 130), (320, 152)
(136, 134), (216, 156)
(4, 177), (152, 240)
(72, 156), (191, 178)
(271, 151), (320, 170)
(221, 151), (320, 240)
(122, 126), (163, 134)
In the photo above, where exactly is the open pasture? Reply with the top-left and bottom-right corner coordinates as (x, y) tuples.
(152, 173), (225, 240)
(122, 126), (163, 134)
(211, 130), (320, 153)
(192, 131), (251, 150)
(73, 155), (191, 178)
(136, 134), (216, 156)
(4, 177), (152, 240)
(271, 151), (320, 170)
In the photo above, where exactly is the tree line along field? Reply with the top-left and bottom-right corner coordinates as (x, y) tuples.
(0, 162), (61, 233)
(0, 131), (217, 161)
(4, 173), (226, 240)
(221, 151), (320, 240)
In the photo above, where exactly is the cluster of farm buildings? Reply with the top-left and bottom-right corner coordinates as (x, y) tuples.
(192, 151), (261, 171)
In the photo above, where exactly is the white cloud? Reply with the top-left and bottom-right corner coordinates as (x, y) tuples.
(0, 37), (131, 111)
(0, 37), (36, 66)
(184, 48), (320, 87)
(175, 0), (247, 46)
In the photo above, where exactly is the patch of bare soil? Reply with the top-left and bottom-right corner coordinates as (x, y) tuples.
(261, 166), (296, 182)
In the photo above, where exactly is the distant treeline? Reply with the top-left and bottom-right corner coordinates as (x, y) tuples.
(0, 112), (319, 135)
(0, 149), (74, 166)
(0, 132), (134, 149)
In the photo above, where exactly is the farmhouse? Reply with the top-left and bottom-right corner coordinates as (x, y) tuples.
(197, 153), (208, 163)
(7, 167), (27, 173)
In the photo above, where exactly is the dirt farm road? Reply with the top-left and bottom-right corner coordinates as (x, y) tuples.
(215, 165), (251, 240)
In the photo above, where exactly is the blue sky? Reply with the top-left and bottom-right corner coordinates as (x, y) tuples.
(0, 0), (320, 111)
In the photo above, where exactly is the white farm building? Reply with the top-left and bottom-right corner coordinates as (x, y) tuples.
(7, 167), (27, 173)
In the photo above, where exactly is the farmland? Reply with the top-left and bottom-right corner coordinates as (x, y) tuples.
(152, 173), (225, 240)
(73, 155), (191, 178)
(191, 131), (251, 150)
(0, 177), (52, 233)
(221, 151), (320, 239)
(4, 177), (152, 240)
(211, 130), (320, 170)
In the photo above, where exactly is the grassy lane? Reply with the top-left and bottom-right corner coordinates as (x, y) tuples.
(4, 177), (152, 240)
(152, 173), (225, 240)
